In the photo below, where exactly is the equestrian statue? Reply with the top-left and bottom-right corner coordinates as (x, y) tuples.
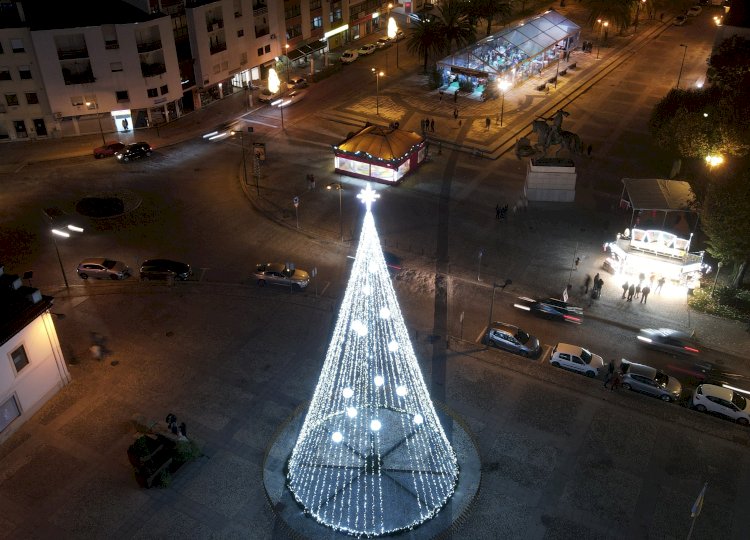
(531, 109), (583, 157)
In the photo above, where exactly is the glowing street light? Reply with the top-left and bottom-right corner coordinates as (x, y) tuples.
(372, 68), (384, 115)
(497, 79), (511, 127)
(705, 154), (724, 169)
(284, 44), (291, 83)
(51, 224), (84, 289)
(85, 99), (106, 145)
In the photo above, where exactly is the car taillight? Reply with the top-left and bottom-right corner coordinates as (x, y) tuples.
(563, 315), (582, 324)
(684, 346), (700, 354)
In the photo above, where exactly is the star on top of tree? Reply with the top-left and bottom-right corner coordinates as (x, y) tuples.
(357, 183), (380, 212)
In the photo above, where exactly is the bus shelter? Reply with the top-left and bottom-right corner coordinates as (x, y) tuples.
(436, 9), (580, 92)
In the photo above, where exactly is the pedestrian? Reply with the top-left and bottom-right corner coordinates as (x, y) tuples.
(587, 144), (592, 157)
(660, 12), (664, 21)
(603, 361), (615, 388)
(439, 90), (443, 101)
(454, 90), (458, 102)
(496, 204), (501, 220)
(584, 274), (591, 294)
(656, 276), (665, 293)
(649, 273), (656, 287)
(627, 284), (635, 301)
(179, 422), (187, 437)
(453, 107), (459, 120)
(641, 286), (651, 303)
(622, 281), (629, 299)
(430, 118), (435, 132)
(485, 117), (491, 130)
(635, 283), (641, 299)
(574, 257), (580, 269)
(610, 369), (622, 391)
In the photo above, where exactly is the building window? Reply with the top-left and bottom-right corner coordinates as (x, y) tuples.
(286, 25), (302, 39)
(160, 84), (168, 95)
(71, 96), (84, 106)
(10, 345), (29, 373)
(284, 4), (301, 19)
(237, 28), (244, 37)
(0, 67), (10, 81)
(115, 90), (129, 102)
(18, 65), (32, 79)
(25, 92), (38, 105)
(0, 395), (22, 433)
(5, 93), (19, 106)
(10, 38), (25, 53)
(310, 0), (321, 9)
(147, 88), (158, 98)
(110, 62), (123, 72)
(257, 47), (263, 56)
(312, 16), (322, 29)
(264, 44), (271, 53)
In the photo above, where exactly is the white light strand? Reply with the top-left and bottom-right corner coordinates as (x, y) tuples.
(287, 194), (458, 536)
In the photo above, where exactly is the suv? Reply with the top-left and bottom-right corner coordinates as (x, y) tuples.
(340, 49), (359, 64)
(619, 359), (682, 402)
(485, 322), (541, 358)
(691, 384), (750, 425)
(550, 343), (604, 378)
(115, 142), (152, 162)
(77, 258), (131, 280)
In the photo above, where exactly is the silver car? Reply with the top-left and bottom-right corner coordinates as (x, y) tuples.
(253, 263), (310, 289)
(485, 322), (541, 358)
(620, 359), (682, 402)
(77, 258), (131, 280)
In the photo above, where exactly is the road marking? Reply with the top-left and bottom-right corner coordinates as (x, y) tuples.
(538, 344), (552, 364)
(246, 118), (278, 128)
(319, 281), (331, 297)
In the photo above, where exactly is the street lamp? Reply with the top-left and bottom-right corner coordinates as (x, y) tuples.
(372, 68), (384, 115)
(327, 182), (344, 241)
(497, 79), (511, 126)
(50, 224), (83, 289)
(705, 154), (724, 169)
(388, 17), (399, 69)
(711, 261), (723, 297)
(634, 0), (646, 33)
(487, 279), (513, 331)
(85, 100), (106, 145)
(676, 44), (688, 89)
(284, 44), (291, 83)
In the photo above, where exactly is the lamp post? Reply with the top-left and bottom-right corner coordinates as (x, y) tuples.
(372, 68), (384, 115)
(497, 79), (511, 126)
(51, 224), (83, 289)
(487, 278), (513, 331)
(284, 44), (291, 84)
(711, 261), (723, 297)
(327, 182), (344, 241)
(676, 44), (688, 89)
(634, 0), (646, 33)
(86, 100), (106, 145)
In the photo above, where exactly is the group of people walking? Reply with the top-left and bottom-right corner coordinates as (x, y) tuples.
(620, 273), (665, 304)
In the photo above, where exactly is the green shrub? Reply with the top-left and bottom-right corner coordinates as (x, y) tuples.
(688, 286), (750, 321)
(427, 66), (443, 90)
(458, 79), (474, 92)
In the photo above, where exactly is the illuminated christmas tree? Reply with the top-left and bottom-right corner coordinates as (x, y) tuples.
(287, 184), (459, 537)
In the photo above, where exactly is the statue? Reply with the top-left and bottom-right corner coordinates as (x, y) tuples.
(531, 109), (583, 157)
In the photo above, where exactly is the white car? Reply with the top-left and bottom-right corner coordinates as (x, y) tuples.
(358, 43), (378, 56)
(258, 87), (282, 103)
(253, 262), (310, 289)
(77, 258), (131, 280)
(687, 5), (702, 16)
(550, 343), (604, 378)
(273, 89), (306, 108)
(340, 49), (358, 64)
(691, 384), (750, 425)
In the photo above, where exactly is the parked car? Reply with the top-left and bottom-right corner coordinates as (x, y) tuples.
(513, 297), (583, 324)
(258, 87), (282, 103)
(637, 328), (701, 356)
(687, 5), (702, 16)
(691, 384), (750, 425)
(358, 43), (378, 56)
(274, 90), (307, 108)
(115, 142), (152, 162)
(619, 359), (683, 402)
(253, 263), (310, 289)
(485, 322), (541, 358)
(673, 14), (688, 25)
(550, 343), (604, 378)
(77, 258), (131, 280)
(93, 141), (126, 159)
(376, 38), (391, 49)
(340, 49), (359, 64)
(139, 259), (192, 281)
(287, 76), (308, 89)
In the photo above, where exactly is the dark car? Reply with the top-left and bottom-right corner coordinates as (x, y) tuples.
(513, 296), (583, 324)
(93, 140), (126, 159)
(116, 141), (152, 162)
(139, 259), (192, 281)
(637, 328), (701, 356)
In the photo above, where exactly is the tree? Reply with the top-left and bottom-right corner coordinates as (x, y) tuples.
(581, 0), (635, 33)
(437, 0), (476, 53)
(405, 14), (448, 72)
(467, 0), (512, 36)
(700, 166), (750, 287)
(707, 35), (750, 92)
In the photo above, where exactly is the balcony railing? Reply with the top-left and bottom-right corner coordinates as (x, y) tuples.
(255, 27), (269, 37)
(140, 63), (167, 77)
(105, 40), (119, 50)
(209, 42), (227, 55)
(137, 40), (163, 53)
(206, 20), (224, 32)
(253, 6), (268, 16)
(57, 48), (89, 60)
(63, 71), (95, 85)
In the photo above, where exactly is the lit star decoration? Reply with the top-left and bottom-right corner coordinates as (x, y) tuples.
(287, 183), (459, 537)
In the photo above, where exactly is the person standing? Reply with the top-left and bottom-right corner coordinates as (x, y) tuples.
(587, 144), (592, 157)
(485, 117), (491, 130)
(574, 257), (580, 269)
(584, 274), (591, 294)
(656, 276), (666, 293)
(453, 107), (459, 120)
(604, 361), (616, 388)
(610, 369), (622, 391)
(635, 283), (641, 299)
(496, 204), (501, 220)
(641, 286), (651, 303)
(622, 281), (629, 299)
(454, 90), (458, 103)
(627, 284), (635, 301)
(430, 118), (435, 132)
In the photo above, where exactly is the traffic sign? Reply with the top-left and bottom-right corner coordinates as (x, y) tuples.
(312, 267), (317, 278)
(293, 196), (299, 208)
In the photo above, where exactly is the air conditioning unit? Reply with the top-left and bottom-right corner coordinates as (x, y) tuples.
(270, 34), (276, 39)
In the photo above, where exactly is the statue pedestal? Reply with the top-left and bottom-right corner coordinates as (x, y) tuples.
(524, 157), (576, 202)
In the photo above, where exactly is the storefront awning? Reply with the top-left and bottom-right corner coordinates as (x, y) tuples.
(286, 39), (327, 61)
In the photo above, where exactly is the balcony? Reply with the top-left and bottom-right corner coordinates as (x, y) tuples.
(137, 40), (163, 53)
(209, 41), (227, 55)
(141, 63), (167, 77)
(57, 48), (89, 60)
(105, 40), (119, 50)
(206, 20), (224, 32)
(63, 70), (95, 85)
(255, 27), (269, 38)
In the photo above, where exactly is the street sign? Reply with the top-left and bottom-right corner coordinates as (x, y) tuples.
(312, 267), (317, 278)
(562, 287), (569, 302)
(293, 196), (299, 208)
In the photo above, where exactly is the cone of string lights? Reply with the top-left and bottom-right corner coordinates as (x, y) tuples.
(286, 184), (459, 537)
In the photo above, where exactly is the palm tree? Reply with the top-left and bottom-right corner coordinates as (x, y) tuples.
(581, 0), (633, 33)
(468, 0), (512, 36)
(437, 0), (476, 53)
(405, 14), (449, 72)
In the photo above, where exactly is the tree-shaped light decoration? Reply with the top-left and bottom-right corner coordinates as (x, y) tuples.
(287, 183), (458, 537)
(268, 67), (280, 94)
